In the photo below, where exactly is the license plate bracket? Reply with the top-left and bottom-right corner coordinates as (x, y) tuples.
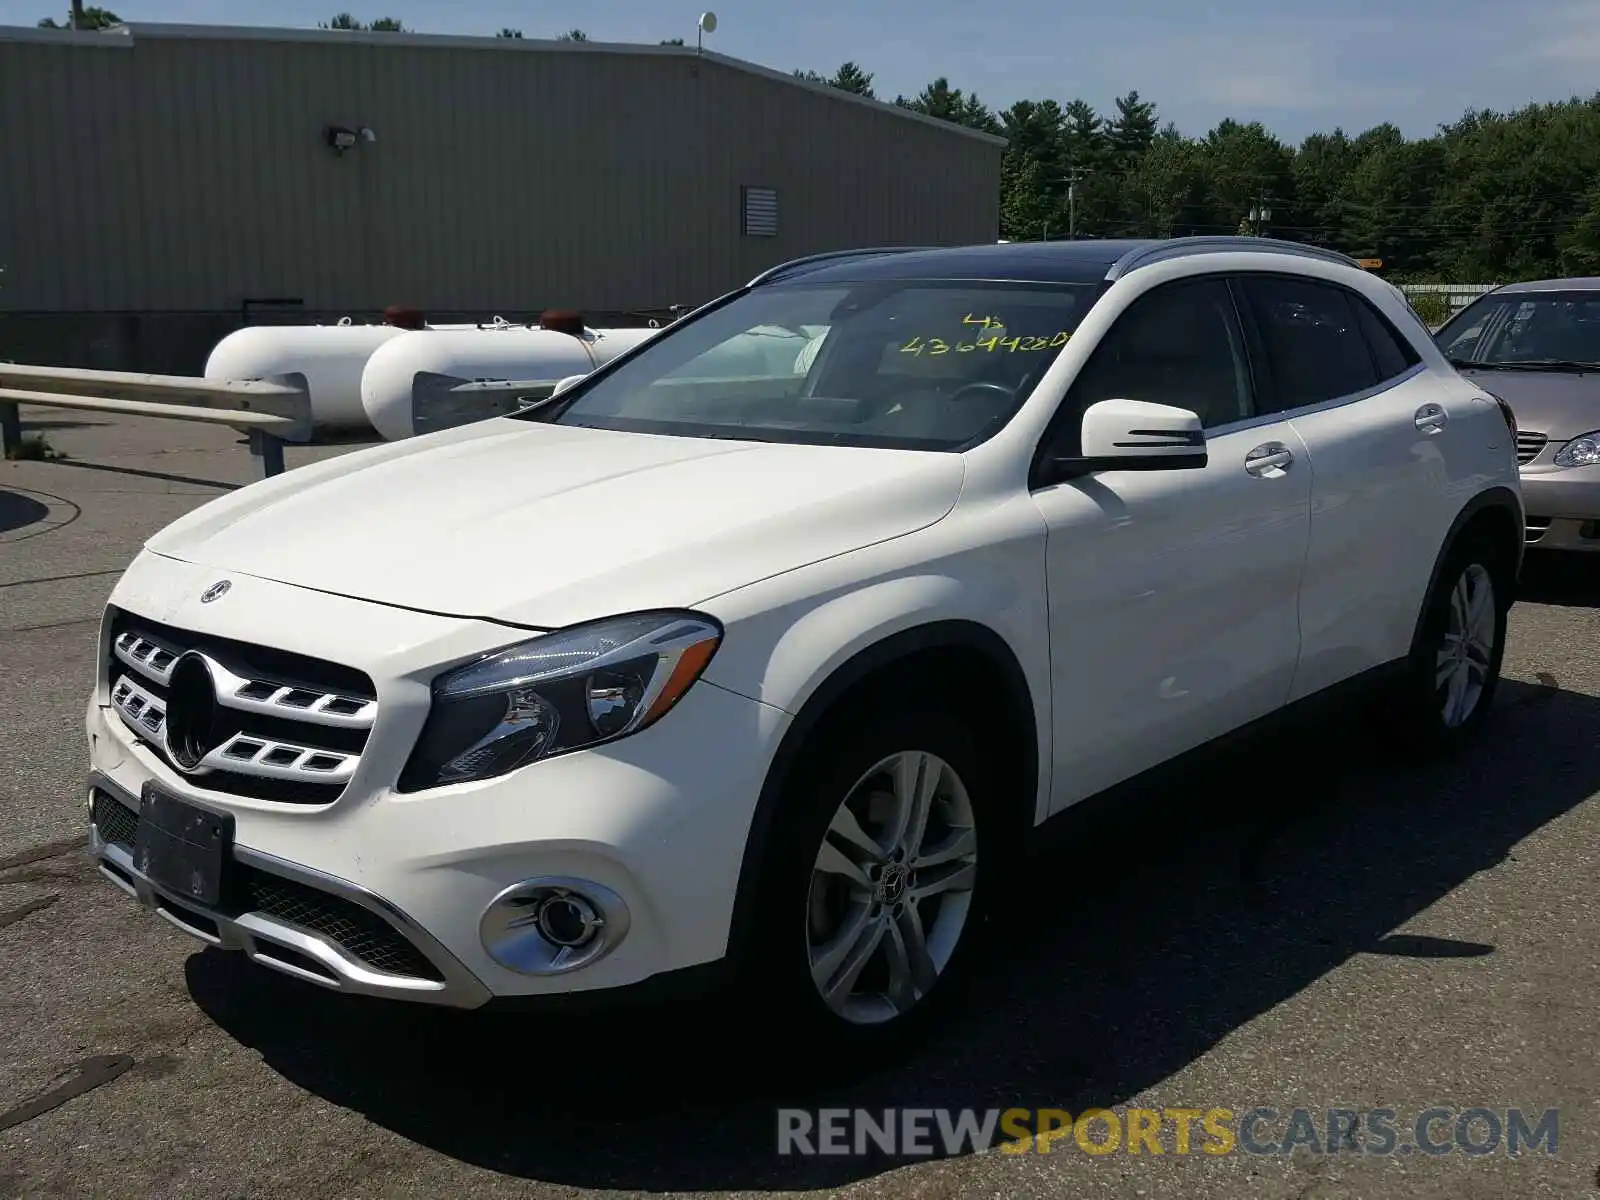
(134, 784), (234, 909)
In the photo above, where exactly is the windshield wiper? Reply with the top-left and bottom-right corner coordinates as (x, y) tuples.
(1452, 357), (1600, 372)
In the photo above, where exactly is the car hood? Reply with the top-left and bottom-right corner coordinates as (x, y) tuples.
(144, 419), (965, 629)
(1457, 367), (1600, 441)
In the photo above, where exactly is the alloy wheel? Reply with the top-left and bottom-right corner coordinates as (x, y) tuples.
(805, 750), (978, 1025)
(1437, 562), (1496, 728)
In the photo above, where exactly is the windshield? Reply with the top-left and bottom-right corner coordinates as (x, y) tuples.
(537, 279), (1103, 450)
(1437, 291), (1600, 368)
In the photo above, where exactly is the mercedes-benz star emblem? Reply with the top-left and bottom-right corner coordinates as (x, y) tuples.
(200, 580), (231, 603)
(164, 652), (222, 772)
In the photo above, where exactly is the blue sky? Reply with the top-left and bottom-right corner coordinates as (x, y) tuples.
(8, 0), (1600, 143)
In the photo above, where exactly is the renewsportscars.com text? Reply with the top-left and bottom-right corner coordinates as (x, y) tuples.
(777, 1106), (1560, 1158)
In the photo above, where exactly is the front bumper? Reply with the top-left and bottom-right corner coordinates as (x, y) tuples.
(86, 552), (789, 1007)
(88, 774), (491, 1006)
(1520, 463), (1600, 551)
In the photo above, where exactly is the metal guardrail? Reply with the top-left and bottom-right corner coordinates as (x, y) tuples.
(410, 372), (567, 436)
(0, 364), (312, 477)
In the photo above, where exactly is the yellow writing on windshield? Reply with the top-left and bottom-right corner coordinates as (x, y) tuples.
(900, 331), (1069, 356)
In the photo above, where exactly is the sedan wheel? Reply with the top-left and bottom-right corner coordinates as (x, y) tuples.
(805, 750), (978, 1025)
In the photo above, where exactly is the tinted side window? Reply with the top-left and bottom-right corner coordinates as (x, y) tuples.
(1242, 277), (1380, 411)
(1351, 296), (1422, 380)
(1063, 278), (1253, 434)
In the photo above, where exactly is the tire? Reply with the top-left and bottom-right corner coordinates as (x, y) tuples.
(740, 707), (1002, 1065)
(1390, 534), (1511, 754)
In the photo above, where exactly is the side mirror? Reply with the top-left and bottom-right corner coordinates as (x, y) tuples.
(1049, 399), (1207, 479)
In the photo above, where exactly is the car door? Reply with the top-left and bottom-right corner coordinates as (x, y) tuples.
(1231, 274), (1459, 700)
(1029, 275), (1313, 812)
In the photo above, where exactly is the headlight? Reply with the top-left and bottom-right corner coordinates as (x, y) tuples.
(1554, 432), (1600, 468)
(397, 610), (721, 791)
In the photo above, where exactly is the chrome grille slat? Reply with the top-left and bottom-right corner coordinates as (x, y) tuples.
(105, 608), (377, 805)
(111, 674), (167, 739)
(1516, 431), (1547, 465)
(201, 734), (359, 784)
(114, 631), (179, 685)
(208, 659), (377, 730)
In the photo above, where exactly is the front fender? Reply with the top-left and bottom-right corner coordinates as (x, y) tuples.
(704, 565), (1047, 743)
(700, 534), (1054, 965)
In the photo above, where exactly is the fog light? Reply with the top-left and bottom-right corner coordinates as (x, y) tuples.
(537, 893), (601, 947)
(480, 877), (630, 975)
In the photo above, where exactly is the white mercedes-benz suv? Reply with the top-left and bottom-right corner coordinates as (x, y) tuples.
(86, 237), (1523, 1054)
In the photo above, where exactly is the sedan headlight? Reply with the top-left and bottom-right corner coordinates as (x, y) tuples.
(398, 610), (722, 791)
(1554, 432), (1600, 469)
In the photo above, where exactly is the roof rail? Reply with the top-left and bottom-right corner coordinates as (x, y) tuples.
(748, 246), (934, 287)
(1106, 236), (1362, 280)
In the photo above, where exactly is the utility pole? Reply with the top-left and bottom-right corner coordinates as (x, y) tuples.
(1065, 167), (1091, 239)
(70, 0), (85, 29)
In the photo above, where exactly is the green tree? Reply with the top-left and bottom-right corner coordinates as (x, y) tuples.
(1060, 99), (1107, 168)
(1200, 118), (1295, 236)
(998, 101), (1066, 239)
(660, 37), (685, 45)
(1557, 183), (1600, 274)
(558, 28), (587, 41)
(497, 28), (522, 38)
(829, 61), (875, 97)
(318, 13), (402, 30)
(37, 6), (120, 27)
(793, 62), (876, 98)
(1122, 128), (1209, 236)
(897, 77), (1000, 134)
(1105, 90), (1158, 163)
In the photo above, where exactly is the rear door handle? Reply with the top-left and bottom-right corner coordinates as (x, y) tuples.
(1415, 403), (1447, 433)
(1244, 442), (1294, 477)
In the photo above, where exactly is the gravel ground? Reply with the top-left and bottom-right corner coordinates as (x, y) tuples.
(2, 411), (1597, 1199)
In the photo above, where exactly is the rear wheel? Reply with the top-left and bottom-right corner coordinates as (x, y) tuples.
(1391, 537), (1510, 752)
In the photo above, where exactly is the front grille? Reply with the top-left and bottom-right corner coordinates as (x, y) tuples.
(92, 789), (139, 850)
(1516, 432), (1548, 465)
(90, 790), (443, 982)
(238, 868), (444, 980)
(105, 607), (377, 805)
(1526, 516), (1553, 544)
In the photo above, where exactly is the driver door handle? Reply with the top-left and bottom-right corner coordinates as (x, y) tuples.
(1244, 442), (1294, 477)
(1415, 403), (1447, 433)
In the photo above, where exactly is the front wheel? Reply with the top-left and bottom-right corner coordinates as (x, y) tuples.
(806, 747), (979, 1027)
(744, 709), (998, 1061)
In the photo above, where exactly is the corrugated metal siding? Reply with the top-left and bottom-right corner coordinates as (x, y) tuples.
(0, 29), (1002, 315)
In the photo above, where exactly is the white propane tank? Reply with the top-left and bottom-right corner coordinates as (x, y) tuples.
(204, 324), (409, 431)
(360, 327), (604, 441)
(587, 326), (660, 363)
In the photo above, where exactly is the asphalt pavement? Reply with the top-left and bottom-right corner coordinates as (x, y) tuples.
(2, 409), (1598, 1199)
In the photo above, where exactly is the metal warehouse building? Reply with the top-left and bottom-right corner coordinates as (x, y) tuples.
(0, 22), (1004, 372)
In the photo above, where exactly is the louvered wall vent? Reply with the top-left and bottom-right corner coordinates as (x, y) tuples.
(742, 185), (777, 237)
